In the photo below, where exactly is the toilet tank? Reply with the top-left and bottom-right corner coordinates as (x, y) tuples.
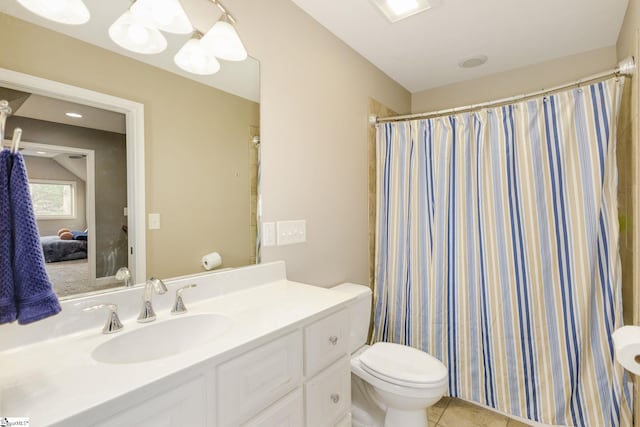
(331, 283), (372, 354)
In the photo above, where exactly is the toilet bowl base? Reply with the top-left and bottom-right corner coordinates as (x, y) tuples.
(384, 407), (429, 427)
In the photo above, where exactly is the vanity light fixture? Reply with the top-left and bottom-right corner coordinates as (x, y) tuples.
(371, 0), (435, 23)
(65, 112), (83, 118)
(174, 34), (221, 76)
(109, 9), (168, 55)
(16, 0), (90, 25)
(19, 0), (248, 75)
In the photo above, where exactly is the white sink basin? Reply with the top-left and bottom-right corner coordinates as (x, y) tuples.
(91, 313), (232, 364)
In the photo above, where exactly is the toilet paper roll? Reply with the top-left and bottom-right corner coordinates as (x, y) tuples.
(612, 325), (640, 375)
(201, 252), (222, 271)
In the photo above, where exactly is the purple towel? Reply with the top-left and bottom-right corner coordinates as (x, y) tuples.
(9, 152), (61, 324)
(0, 150), (16, 323)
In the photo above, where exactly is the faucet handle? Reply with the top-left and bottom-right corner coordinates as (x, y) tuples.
(171, 284), (197, 314)
(84, 303), (124, 334)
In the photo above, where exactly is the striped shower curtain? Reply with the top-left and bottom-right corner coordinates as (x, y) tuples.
(373, 77), (632, 427)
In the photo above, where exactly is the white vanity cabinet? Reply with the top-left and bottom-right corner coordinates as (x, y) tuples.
(74, 308), (351, 427)
(219, 307), (352, 427)
(1, 266), (355, 427)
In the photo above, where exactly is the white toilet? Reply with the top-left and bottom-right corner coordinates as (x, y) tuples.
(332, 283), (448, 427)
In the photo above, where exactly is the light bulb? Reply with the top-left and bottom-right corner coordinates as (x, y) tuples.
(201, 19), (248, 62)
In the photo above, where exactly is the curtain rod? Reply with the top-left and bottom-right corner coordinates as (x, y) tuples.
(373, 56), (636, 124)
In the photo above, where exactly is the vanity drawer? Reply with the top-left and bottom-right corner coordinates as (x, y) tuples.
(304, 308), (348, 376)
(217, 331), (303, 426)
(305, 356), (351, 427)
(242, 388), (304, 427)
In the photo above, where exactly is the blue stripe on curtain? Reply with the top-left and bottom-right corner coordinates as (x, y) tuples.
(373, 77), (632, 427)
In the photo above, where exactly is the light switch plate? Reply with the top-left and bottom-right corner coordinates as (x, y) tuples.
(277, 220), (306, 246)
(148, 213), (161, 230)
(262, 222), (276, 247)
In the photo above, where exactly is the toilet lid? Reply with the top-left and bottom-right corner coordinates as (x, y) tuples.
(359, 342), (447, 387)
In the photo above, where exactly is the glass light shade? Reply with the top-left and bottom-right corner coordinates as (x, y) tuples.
(130, 0), (192, 34)
(201, 20), (248, 62)
(174, 39), (221, 75)
(109, 11), (167, 55)
(17, 0), (90, 25)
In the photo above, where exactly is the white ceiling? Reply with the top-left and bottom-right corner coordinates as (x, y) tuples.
(17, 94), (126, 134)
(291, 0), (629, 93)
(0, 0), (259, 102)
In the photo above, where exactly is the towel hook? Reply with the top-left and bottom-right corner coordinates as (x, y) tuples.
(0, 100), (11, 149)
(11, 128), (22, 154)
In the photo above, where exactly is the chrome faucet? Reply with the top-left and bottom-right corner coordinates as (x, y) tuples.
(84, 303), (124, 334)
(115, 267), (132, 287)
(137, 277), (168, 323)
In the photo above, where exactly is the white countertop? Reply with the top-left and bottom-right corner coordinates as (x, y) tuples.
(0, 275), (354, 425)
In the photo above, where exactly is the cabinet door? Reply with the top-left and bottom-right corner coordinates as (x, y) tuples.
(304, 309), (348, 377)
(217, 331), (303, 426)
(92, 377), (208, 427)
(305, 356), (351, 427)
(242, 388), (304, 427)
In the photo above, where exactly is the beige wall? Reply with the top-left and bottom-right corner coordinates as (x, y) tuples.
(230, 0), (411, 286)
(411, 47), (617, 113)
(616, 0), (640, 422)
(0, 13), (259, 280)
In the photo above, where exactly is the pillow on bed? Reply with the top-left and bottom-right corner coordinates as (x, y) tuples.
(59, 231), (73, 240)
(57, 228), (71, 237)
(72, 231), (88, 241)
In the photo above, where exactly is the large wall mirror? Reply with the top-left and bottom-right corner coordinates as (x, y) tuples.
(0, 1), (260, 300)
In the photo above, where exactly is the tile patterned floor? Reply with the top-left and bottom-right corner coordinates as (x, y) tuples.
(427, 397), (531, 427)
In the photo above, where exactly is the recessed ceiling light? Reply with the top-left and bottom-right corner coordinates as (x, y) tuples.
(458, 55), (488, 69)
(371, 0), (436, 23)
(36, 151), (47, 155)
(65, 112), (83, 118)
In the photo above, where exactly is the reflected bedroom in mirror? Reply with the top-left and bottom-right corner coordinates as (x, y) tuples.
(1, 89), (128, 298)
(0, 0), (261, 301)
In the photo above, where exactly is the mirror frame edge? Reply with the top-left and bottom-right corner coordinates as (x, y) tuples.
(0, 67), (146, 287)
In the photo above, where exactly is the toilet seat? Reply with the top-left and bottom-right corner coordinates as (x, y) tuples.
(359, 342), (448, 388)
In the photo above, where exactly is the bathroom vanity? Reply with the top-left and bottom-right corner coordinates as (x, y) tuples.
(0, 262), (353, 426)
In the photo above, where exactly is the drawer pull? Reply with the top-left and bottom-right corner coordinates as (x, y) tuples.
(329, 336), (338, 345)
(330, 393), (340, 404)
